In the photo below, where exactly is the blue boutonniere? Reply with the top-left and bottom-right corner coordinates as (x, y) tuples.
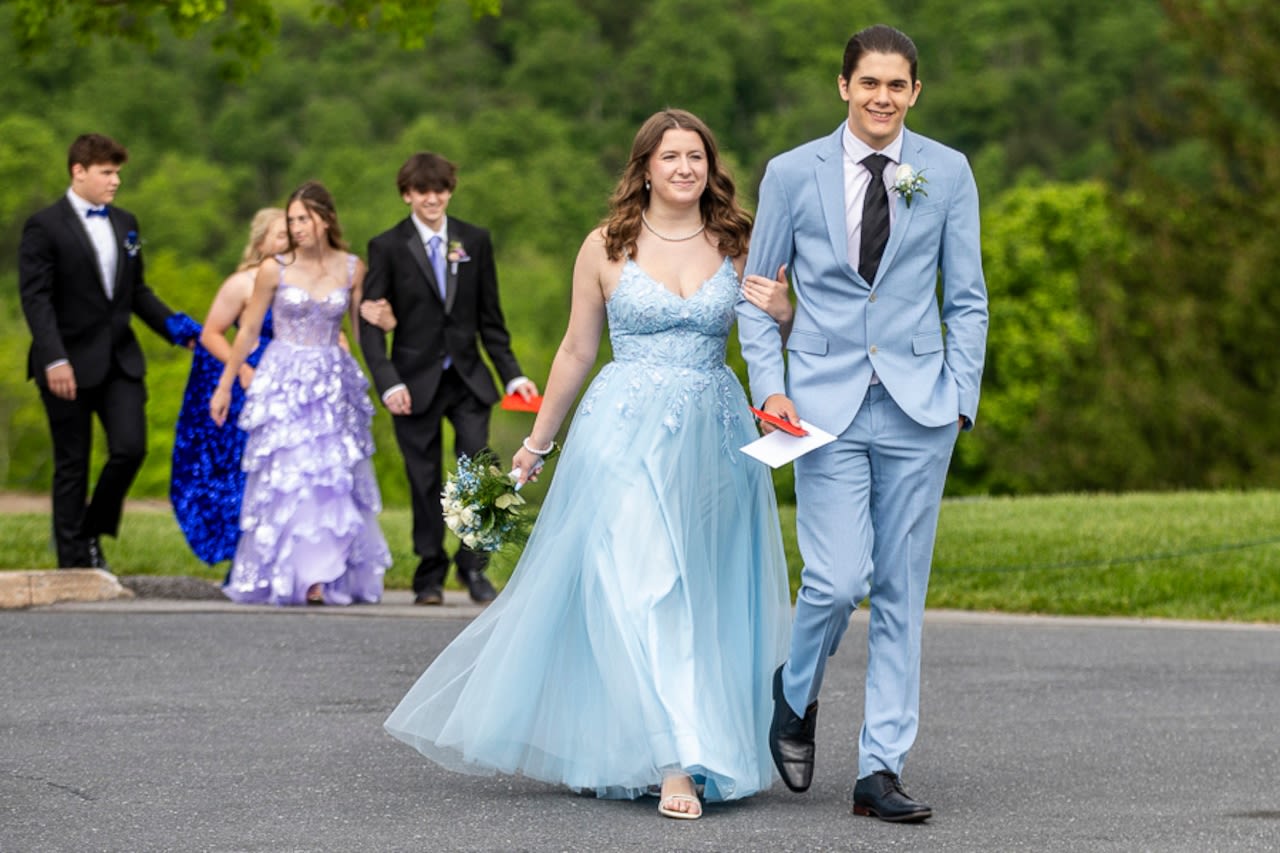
(892, 164), (928, 208)
(124, 230), (143, 258)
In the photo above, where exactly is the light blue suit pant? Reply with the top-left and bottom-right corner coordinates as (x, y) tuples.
(782, 384), (956, 778)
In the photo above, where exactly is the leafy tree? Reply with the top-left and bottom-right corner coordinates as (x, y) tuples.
(7, 0), (1274, 499)
(0, 114), (64, 257)
(955, 181), (1128, 493)
(1104, 0), (1280, 488)
(5, 0), (501, 72)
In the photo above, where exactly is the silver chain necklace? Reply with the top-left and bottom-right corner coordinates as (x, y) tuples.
(641, 211), (706, 242)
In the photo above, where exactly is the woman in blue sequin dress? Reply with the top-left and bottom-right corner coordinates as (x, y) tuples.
(385, 111), (792, 820)
(210, 182), (389, 606)
(171, 208), (286, 565)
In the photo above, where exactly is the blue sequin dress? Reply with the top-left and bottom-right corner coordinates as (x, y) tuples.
(385, 257), (791, 801)
(223, 255), (390, 606)
(171, 309), (274, 565)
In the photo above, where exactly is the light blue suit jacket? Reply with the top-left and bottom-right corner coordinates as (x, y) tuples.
(738, 125), (988, 436)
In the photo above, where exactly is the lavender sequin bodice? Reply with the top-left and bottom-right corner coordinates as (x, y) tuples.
(272, 283), (348, 347)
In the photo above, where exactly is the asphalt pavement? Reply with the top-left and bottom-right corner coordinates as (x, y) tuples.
(2, 593), (1278, 852)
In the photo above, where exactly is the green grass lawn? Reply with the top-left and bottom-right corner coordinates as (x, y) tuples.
(4, 491), (1279, 622)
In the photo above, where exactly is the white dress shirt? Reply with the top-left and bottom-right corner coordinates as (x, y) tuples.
(841, 125), (905, 267)
(409, 215), (447, 257)
(66, 188), (117, 300)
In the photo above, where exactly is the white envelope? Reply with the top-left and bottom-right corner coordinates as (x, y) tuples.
(739, 419), (837, 468)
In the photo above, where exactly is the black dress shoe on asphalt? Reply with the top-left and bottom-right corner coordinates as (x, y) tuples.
(414, 587), (444, 606)
(85, 536), (109, 571)
(769, 665), (818, 792)
(852, 770), (932, 822)
(464, 571), (497, 603)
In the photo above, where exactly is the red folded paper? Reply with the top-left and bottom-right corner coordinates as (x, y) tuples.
(501, 392), (543, 413)
(750, 406), (808, 437)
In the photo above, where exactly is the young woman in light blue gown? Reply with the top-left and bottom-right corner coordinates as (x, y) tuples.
(385, 110), (794, 820)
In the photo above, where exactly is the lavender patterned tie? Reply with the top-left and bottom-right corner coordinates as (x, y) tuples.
(428, 235), (447, 299)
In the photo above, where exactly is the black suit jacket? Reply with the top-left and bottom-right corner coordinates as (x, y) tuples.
(359, 216), (524, 413)
(18, 197), (175, 388)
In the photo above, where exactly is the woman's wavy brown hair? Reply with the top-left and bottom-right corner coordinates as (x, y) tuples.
(284, 180), (349, 253)
(602, 109), (752, 262)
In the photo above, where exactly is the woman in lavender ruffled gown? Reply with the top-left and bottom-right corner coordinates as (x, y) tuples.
(210, 181), (390, 606)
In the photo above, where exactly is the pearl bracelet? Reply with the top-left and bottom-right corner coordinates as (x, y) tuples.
(522, 437), (556, 456)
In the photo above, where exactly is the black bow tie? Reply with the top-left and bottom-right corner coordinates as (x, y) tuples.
(85, 207), (109, 218)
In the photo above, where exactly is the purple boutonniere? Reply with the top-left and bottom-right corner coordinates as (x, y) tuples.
(447, 240), (470, 275)
(124, 230), (143, 258)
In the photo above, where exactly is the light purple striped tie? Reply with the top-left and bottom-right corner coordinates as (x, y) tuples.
(428, 235), (447, 299)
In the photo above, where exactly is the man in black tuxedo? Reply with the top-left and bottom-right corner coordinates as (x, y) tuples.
(360, 152), (537, 605)
(19, 133), (198, 569)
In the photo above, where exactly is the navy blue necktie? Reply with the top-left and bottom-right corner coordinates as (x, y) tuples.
(85, 207), (109, 218)
(859, 154), (890, 284)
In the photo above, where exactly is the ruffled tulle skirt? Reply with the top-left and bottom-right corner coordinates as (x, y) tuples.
(385, 360), (790, 801)
(223, 340), (390, 606)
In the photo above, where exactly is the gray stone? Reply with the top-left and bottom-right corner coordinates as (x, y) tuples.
(118, 574), (225, 600)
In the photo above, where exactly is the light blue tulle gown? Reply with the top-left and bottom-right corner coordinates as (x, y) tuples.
(223, 255), (390, 606)
(385, 257), (791, 802)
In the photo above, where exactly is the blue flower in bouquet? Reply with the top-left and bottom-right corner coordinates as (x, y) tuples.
(441, 451), (532, 553)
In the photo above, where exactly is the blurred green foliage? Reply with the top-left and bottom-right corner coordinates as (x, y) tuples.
(2, 0), (1279, 507)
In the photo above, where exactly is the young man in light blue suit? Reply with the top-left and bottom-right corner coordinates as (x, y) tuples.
(737, 24), (988, 822)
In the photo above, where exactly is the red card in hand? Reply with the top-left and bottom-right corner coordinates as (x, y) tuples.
(501, 392), (542, 413)
(750, 406), (808, 436)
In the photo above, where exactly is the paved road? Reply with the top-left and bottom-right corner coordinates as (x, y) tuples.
(2, 597), (1278, 852)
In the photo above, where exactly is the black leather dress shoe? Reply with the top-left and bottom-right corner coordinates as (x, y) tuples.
(414, 587), (444, 606)
(852, 770), (932, 822)
(463, 571), (497, 603)
(85, 536), (109, 571)
(769, 665), (818, 792)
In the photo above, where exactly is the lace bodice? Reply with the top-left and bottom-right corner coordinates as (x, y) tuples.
(606, 258), (737, 370)
(271, 255), (355, 347)
(580, 257), (747, 452)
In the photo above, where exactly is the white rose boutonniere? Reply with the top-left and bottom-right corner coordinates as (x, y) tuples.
(892, 164), (928, 208)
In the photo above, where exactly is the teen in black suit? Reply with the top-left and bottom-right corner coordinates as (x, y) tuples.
(18, 134), (197, 569)
(359, 152), (537, 605)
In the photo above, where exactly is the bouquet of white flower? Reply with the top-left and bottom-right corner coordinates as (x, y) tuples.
(441, 450), (536, 553)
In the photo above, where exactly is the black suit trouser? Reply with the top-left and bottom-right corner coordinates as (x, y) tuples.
(392, 367), (492, 593)
(40, 367), (148, 567)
